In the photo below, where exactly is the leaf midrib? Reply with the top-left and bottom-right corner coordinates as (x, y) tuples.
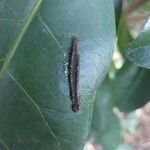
(0, 0), (43, 80)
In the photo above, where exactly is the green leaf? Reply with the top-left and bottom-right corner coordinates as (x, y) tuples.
(113, 0), (122, 30)
(116, 17), (150, 112)
(115, 15), (150, 112)
(91, 77), (121, 150)
(117, 18), (133, 58)
(114, 61), (150, 112)
(0, 0), (116, 149)
(127, 16), (150, 69)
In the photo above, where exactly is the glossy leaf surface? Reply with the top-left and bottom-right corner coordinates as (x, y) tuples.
(127, 16), (150, 69)
(116, 16), (150, 112)
(0, 0), (116, 149)
(114, 61), (150, 112)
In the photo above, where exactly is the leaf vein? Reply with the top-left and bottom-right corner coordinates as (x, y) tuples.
(0, 138), (10, 150)
(0, 0), (43, 80)
(38, 16), (63, 52)
(9, 73), (60, 149)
